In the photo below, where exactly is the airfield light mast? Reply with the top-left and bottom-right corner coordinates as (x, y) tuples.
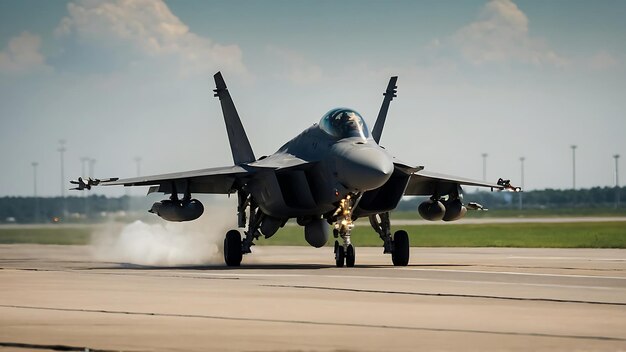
(31, 162), (39, 223)
(134, 157), (142, 177)
(615, 154), (621, 209)
(80, 157), (89, 179)
(482, 153), (488, 181)
(519, 157), (525, 210)
(88, 158), (96, 179)
(571, 145), (577, 190)
(80, 157), (89, 217)
(58, 140), (67, 218)
(87, 158), (96, 218)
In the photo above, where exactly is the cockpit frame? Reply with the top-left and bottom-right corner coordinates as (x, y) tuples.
(319, 108), (370, 140)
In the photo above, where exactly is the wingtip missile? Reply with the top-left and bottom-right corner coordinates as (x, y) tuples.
(467, 202), (488, 211)
(497, 178), (522, 192)
(70, 177), (90, 190)
(69, 177), (119, 191)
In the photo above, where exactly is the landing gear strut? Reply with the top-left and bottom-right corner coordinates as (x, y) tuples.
(369, 212), (410, 266)
(333, 195), (357, 267)
(223, 190), (264, 266)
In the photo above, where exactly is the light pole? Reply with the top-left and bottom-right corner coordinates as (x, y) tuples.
(615, 154), (621, 209)
(58, 140), (67, 217)
(482, 153), (488, 181)
(87, 158), (96, 218)
(134, 157), (142, 177)
(571, 145), (577, 190)
(31, 162), (39, 223)
(80, 157), (89, 178)
(80, 157), (89, 218)
(519, 157), (525, 210)
(88, 158), (96, 178)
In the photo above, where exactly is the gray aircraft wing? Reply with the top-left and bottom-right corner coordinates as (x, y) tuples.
(403, 169), (515, 196)
(72, 165), (252, 195)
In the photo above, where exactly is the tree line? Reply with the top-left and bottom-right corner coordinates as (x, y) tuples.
(0, 186), (624, 223)
(397, 186), (625, 211)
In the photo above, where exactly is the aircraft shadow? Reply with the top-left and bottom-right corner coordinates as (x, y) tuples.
(85, 262), (471, 271)
(91, 263), (334, 271)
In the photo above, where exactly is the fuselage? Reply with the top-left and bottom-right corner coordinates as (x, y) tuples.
(246, 108), (395, 219)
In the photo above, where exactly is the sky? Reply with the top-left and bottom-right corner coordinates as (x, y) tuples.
(0, 0), (625, 197)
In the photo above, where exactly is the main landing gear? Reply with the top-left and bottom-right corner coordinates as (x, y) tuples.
(369, 212), (410, 266)
(224, 191), (265, 267)
(223, 191), (410, 268)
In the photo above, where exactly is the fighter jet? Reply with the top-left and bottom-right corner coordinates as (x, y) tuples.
(71, 72), (519, 267)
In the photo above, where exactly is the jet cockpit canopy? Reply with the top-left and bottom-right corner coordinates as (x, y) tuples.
(319, 108), (370, 140)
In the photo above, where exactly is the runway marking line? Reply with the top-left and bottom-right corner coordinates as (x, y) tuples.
(3, 268), (624, 291)
(317, 274), (622, 291)
(263, 285), (626, 306)
(508, 256), (626, 261)
(402, 268), (626, 280)
(1, 304), (624, 343)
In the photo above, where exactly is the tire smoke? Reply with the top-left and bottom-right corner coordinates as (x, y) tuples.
(90, 204), (236, 266)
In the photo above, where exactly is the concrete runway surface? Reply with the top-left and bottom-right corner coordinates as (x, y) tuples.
(1, 245), (625, 351)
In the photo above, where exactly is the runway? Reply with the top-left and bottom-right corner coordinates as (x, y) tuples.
(1, 245), (625, 351)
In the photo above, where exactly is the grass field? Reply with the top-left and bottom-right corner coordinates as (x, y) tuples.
(259, 222), (626, 248)
(1, 222), (625, 248)
(391, 208), (626, 219)
(0, 227), (91, 245)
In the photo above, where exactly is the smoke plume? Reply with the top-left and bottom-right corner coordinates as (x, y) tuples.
(91, 204), (237, 266)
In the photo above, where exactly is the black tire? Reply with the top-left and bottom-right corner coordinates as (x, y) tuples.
(346, 244), (355, 267)
(335, 245), (345, 268)
(392, 230), (410, 266)
(224, 230), (243, 266)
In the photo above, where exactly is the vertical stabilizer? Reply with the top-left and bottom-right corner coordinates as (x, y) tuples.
(371, 76), (398, 144)
(213, 72), (256, 165)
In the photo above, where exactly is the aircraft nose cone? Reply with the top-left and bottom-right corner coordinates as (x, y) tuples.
(334, 144), (394, 191)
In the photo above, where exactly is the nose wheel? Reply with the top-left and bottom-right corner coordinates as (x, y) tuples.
(346, 244), (355, 267)
(335, 241), (355, 268)
(334, 241), (344, 267)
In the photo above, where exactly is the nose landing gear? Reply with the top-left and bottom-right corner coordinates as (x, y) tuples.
(333, 195), (357, 267)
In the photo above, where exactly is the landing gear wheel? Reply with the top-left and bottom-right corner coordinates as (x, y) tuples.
(224, 230), (243, 267)
(346, 244), (355, 267)
(392, 230), (410, 266)
(335, 242), (345, 268)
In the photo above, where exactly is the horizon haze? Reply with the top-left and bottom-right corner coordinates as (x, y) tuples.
(1, 0), (625, 197)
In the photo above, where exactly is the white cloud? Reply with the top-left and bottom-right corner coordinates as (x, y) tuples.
(0, 32), (50, 74)
(588, 51), (621, 71)
(266, 46), (324, 85)
(451, 0), (566, 66)
(55, 0), (247, 76)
